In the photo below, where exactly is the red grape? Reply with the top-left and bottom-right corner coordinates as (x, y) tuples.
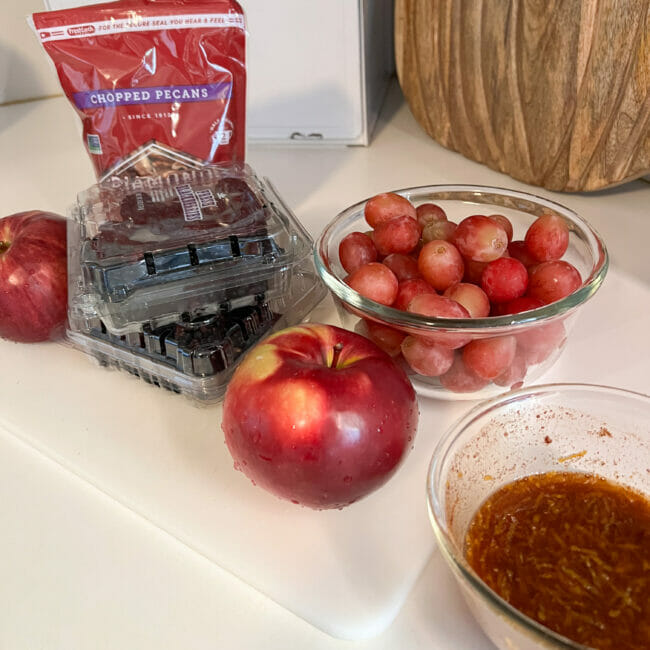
(443, 282), (490, 318)
(439, 355), (489, 393)
(364, 193), (416, 228)
(508, 240), (539, 269)
(410, 239), (424, 258)
(527, 260), (582, 304)
(339, 231), (378, 273)
(493, 350), (528, 389)
(394, 278), (437, 311)
(373, 215), (422, 256)
(417, 240), (464, 291)
(453, 215), (508, 262)
(407, 293), (470, 319)
(525, 213), (569, 262)
(382, 253), (420, 281)
(520, 342), (558, 366)
(481, 257), (529, 303)
(416, 203), (447, 228)
(488, 214), (513, 242)
(346, 262), (398, 306)
(462, 257), (488, 284)
(498, 296), (544, 315)
(401, 336), (454, 376)
(516, 319), (566, 365)
(407, 293), (471, 349)
(422, 220), (457, 243)
(365, 320), (406, 357)
(462, 335), (517, 379)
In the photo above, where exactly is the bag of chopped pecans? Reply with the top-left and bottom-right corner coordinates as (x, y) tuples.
(32, 0), (247, 179)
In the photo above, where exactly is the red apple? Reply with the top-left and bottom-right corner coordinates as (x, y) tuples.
(222, 323), (419, 509)
(0, 211), (68, 343)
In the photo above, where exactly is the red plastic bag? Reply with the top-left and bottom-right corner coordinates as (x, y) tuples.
(32, 0), (246, 179)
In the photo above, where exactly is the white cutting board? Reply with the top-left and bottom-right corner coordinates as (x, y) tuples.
(0, 266), (648, 640)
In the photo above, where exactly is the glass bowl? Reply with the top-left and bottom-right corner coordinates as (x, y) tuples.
(314, 185), (608, 400)
(427, 383), (650, 649)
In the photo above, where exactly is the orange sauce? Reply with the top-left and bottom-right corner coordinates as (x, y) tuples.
(464, 472), (650, 649)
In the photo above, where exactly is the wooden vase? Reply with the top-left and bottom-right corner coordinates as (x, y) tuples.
(395, 0), (650, 192)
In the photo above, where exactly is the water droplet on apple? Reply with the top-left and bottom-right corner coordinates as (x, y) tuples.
(252, 433), (261, 444)
(233, 461), (241, 472)
(291, 499), (300, 505)
(251, 479), (256, 486)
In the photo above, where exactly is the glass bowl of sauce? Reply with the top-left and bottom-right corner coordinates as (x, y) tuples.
(427, 383), (650, 649)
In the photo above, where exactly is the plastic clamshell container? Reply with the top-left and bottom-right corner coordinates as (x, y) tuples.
(67, 163), (326, 403)
(69, 163), (315, 332)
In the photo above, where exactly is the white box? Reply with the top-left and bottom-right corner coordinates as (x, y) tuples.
(244, 0), (394, 145)
(42, 0), (394, 146)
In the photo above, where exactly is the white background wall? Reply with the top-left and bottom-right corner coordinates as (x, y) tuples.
(0, 0), (62, 103)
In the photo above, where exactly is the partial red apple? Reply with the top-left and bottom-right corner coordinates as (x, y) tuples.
(222, 323), (419, 509)
(0, 211), (68, 343)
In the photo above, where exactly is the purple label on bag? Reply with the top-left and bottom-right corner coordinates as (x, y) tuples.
(73, 83), (231, 109)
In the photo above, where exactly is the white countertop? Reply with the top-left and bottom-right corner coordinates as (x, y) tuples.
(0, 82), (648, 649)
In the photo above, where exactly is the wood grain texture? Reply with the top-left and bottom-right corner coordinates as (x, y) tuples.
(395, 0), (650, 192)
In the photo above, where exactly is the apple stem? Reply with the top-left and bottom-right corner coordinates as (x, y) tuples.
(0, 241), (9, 255)
(330, 342), (344, 368)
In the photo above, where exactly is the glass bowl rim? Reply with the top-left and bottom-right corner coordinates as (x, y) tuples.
(314, 184), (609, 331)
(426, 382), (650, 649)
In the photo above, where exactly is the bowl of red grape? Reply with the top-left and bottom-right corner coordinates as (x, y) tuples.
(314, 185), (608, 400)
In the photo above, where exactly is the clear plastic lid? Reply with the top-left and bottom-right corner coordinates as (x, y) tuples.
(69, 163), (314, 333)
